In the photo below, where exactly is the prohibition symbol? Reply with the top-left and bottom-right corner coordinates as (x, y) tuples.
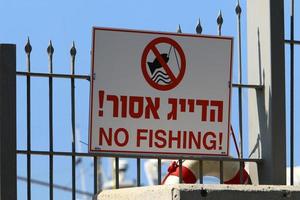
(141, 37), (186, 91)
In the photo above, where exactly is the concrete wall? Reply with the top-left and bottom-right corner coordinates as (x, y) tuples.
(97, 184), (300, 200)
(247, 0), (286, 184)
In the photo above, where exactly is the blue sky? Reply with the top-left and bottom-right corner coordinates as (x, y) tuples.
(0, 0), (299, 199)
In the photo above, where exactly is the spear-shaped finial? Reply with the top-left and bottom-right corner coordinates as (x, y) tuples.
(25, 37), (32, 72)
(25, 37), (32, 54)
(177, 24), (182, 33)
(217, 10), (223, 35)
(47, 40), (54, 55)
(70, 41), (77, 57)
(235, 0), (242, 15)
(217, 10), (223, 26)
(47, 40), (54, 73)
(196, 18), (203, 34)
(70, 41), (76, 75)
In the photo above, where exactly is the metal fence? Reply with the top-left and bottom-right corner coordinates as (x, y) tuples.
(0, 0), (297, 200)
(15, 2), (262, 199)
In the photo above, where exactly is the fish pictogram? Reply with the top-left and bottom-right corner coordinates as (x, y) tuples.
(147, 53), (171, 84)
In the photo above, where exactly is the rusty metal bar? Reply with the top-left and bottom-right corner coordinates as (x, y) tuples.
(47, 40), (54, 200)
(70, 41), (77, 200)
(25, 38), (32, 200)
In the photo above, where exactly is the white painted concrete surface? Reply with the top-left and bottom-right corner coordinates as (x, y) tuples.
(96, 184), (300, 200)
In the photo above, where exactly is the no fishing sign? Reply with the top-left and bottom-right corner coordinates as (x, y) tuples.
(89, 27), (233, 157)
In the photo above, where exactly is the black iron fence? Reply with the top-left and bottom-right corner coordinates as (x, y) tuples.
(0, 0), (298, 200)
(14, 2), (264, 199)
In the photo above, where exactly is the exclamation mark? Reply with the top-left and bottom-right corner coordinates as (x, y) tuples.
(219, 132), (223, 150)
(98, 90), (104, 117)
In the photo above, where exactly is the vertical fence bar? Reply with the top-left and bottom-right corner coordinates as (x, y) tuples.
(157, 158), (161, 185)
(199, 160), (203, 184)
(93, 156), (97, 194)
(290, 0), (294, 186)
(70, 41), (77, 200)
(176, 25), (183, 185)
(97, 158), (102, 192)
(136, 158), (141, 186)
(236, 1), (244, 184)
(219, 161), (224, 184)
(115, 157), (119, 189)
(47, 41), (54, 200)
(0, 44), (16, 200)
(178, 159), (183, 183)
(217, 13), (224, 184)
(239, 161), (243, 184)
(25, 39), (32, 200)
(236, 0), (243, 159)
(231, 126), (240, 158)
(196, 21), (203, 185)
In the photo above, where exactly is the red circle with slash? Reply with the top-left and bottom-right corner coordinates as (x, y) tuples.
(141, 37), (186, 91)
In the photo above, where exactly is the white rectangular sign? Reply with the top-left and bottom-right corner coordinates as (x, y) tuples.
(89, 27), (233, 157)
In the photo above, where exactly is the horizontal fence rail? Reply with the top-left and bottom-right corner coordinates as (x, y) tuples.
(16, 71), (90, 80)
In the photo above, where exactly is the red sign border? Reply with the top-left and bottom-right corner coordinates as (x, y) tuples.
(89, 27), (233, 158)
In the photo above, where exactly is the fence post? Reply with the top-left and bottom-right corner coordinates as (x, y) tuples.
(247, 1), (286, 184)
(0, 44), (17, 199)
